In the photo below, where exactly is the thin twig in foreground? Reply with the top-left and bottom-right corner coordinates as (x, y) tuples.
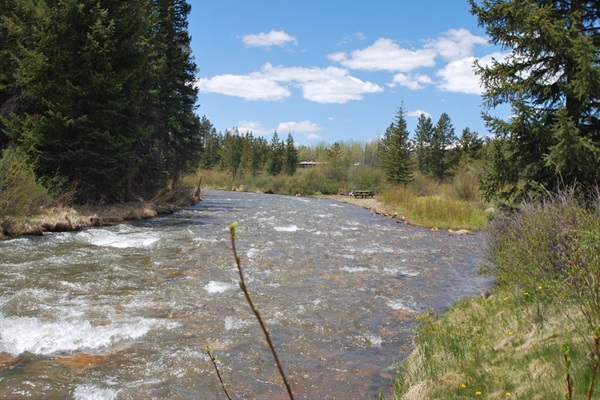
(229, 222), (295, 400)
(206, 345), (233, 400)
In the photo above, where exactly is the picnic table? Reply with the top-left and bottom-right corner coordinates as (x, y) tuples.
(351, 190), (374, 198)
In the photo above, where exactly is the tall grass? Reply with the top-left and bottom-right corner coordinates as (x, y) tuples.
(395, 187), (600, 399)
(380, 172), (488, 230)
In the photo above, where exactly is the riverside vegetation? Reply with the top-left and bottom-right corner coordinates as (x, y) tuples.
(2, 0), (599, 398)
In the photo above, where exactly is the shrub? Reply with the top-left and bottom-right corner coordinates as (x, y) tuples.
(0, 147), (50, 217)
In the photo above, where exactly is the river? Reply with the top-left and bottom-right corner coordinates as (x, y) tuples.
(0, 190), (493, 399)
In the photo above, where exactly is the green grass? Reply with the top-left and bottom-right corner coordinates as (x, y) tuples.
(379, 185), (488, 230)
(394, 189), (600, 400)
(394, 285), (592, 399)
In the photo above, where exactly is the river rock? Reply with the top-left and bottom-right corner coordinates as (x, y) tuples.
(448, 229), (472, 235)
(0, 353), (25, 371)
(53, 352), (110, 371)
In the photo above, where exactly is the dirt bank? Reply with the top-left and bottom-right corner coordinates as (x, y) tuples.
(318, 194), (407, 222)
(0, 193), (201, 239)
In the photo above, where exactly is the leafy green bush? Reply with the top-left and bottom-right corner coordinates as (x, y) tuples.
(0, 147), (50, 217)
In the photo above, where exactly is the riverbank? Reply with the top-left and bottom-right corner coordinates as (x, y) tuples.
(318, 194), (476, 235)
(0, 190), (201, 239)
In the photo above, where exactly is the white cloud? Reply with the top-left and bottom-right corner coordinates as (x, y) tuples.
(242, 29), (297, 47)
(425, 28), (488, 61)
(328, 38), (436, 72)
(277, 120), (322, 134)
(436, 51), (507, 95)
(197, 63), (383, 104)
(407, 109), (431, 118)
(237, 120), (270, 135)
(195, 74), (291, 101)
(388, 73), (433, 90)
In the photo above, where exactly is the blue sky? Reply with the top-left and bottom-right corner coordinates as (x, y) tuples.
(189, 0), (508, 144)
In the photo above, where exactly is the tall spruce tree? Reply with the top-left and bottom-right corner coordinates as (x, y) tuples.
(470, 0), (600, 200)
(413, 113), (434, 174)
(267, 131), (284, 175)
(148, 0), (202, 185)
(430, 112), (456, 181)
(283, 133), (298, 176)
(379, 105), (413, 185)
(8, 0), (150, 202)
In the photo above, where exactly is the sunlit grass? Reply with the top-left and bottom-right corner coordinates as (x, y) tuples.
(380, 184), (488, 230)
(394, 285), (591, 399)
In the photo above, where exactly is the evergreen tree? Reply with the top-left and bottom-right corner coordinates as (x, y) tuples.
(267, 131), (284, 175)
(219, 129), (242, 181)
(147, 0), (201, 184)
(379, 105), (413, 185)
(457, 127), (483, 162)
(282, 133), (298, 176)
(470, 0), (600, 200)
(413, 113), (434, 174)
(8, 0), (150, 202)
(430, 113), (456, 181)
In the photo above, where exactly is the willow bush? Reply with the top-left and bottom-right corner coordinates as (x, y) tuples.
(0, 147), (50, 217)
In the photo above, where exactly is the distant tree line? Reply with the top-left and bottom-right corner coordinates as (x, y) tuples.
(0, 0), (202, 203)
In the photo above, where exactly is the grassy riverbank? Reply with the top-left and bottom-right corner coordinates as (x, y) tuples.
(199, 167), (490, 231)
(393, 189), (600, 399)
(0, 184), (200, 239)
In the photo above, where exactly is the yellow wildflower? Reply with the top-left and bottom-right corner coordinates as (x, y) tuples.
(476, 391), (482, 395)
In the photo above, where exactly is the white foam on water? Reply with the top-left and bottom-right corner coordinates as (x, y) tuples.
(246, 248), (259, 258)
(383, 266), (419, 277)
(224, 316), (251, 331)
(73, 385), (120, 400)
(387, 299), (418, 313)
(341, 266), (369, 273)
(274, 225), (300, 232)
(203, 281), (234, 294)
(81, 229), (159, 249)
(329, 203), (344, 208)
(0, 314), (176, 356)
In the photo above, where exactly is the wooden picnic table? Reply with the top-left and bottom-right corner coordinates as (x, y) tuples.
(351, 190), (374, 198)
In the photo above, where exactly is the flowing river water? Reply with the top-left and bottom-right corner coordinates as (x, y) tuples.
(0, 190), (493, 399)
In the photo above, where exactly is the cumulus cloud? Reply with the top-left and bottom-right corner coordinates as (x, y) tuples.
(237, 120), (270, 135)
(242, 29), (297, 47)
(328, 38), (436, 72)
(277, 120), (322, 134)
(195, 74), (291, 101)
(388, 73), (433, 90)
(197, 63), (383, 104)
(425, 28), (488, 61)
(407, 109), (432, 119)
(436, 51), (507, 95)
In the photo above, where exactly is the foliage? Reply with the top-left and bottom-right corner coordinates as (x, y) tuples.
(470, 0), (600, 201)
(430, 113), (456, 181)
(394, 284), (592, 399)
(484, 188), (600, 399)
(0, 147), (50, 217)
(379, 105), (413, 185)
(0, 0), (202, 203)
(413, 113), (434, 175)
(380, 176), (488, 230)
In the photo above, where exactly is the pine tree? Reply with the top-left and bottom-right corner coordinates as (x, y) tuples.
(430, 113), (456, 181)
(267, 131), (284, 176)
(470, 0), (600, 200)
(9, 0), (150, 202)
(413, 113), (434, 174)
(146, 0), (202, 184)
(282, 133), (298, 176)
(379, 105), (413, 185)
